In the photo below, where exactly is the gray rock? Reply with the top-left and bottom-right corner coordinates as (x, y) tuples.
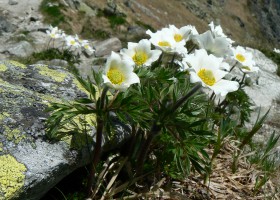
(240, 49), (280, 151)
(79, 2), (97, 17)
(7, 41), (34, 57)
(248, 1), (280, 44)
(8, 0), (18, 5)
(94, 37), (122, 57)
(62, 0), (81, 9)
(0, 61), (129, 200)
(0, 16), (16, 34)
(127, 25), (146, 36)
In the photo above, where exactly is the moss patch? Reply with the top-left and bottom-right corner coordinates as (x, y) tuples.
(0, 154), (26, 200)
(36, 65), (67, 82)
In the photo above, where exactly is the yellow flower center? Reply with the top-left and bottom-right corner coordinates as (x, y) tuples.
(50, 33), (55, 38)
(107, 67), (125, 85)
(70, 40), (76, 45)
(198, 68), (216, 86)
(236, 54), (245, 62)
(158, 41), (171, 47)
(132, 51), (148, 66)
(174, 34), (183, 42)
(84, 44), (89, 49)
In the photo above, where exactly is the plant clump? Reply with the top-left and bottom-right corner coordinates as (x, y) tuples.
(41, 21), (280, 199)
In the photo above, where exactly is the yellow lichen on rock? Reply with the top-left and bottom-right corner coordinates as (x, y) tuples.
(0, 154), (26, 200)
(0, 64), (7, 72)
(4, 127), (25, 144)
(0, 112), (9, 122)
(36, 65), (67, 82)
(6, 61), (27, 69)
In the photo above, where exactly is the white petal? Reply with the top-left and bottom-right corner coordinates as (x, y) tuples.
(127, 42), (138, 50)
(189, 71), (205, 86)
(126, 72), (140, 85)
(209, 79), (239, 96)
(138, 39), (151, 52)
(145, 49), (162, 66)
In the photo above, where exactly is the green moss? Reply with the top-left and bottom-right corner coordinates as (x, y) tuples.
(107, 15), (126, 28)
(260, 48), (280, 77)
(36, 65), (67, 82)
(40, 0), (65, 26)
(0, 154), (26, 200)
(0, 64), (7, 72)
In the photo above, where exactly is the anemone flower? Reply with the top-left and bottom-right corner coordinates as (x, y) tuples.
(65, 35), (80, 48)
(46, 25), (63, 39)
(146, 29), (187, 54)
(208, 21), (234, 44)
(103, 52), (140, 91)
(120, 39), (162, 67)
(168, 25), (198, 43)
(232, 46), (253, 65)
(193, 30), (232, 57)
(184, 49), (239, 96)
(80, 40), (95, 54)
(231, 46), (259, 73)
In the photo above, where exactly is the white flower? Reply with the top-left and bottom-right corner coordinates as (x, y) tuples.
(208, 21), (234, 44)
(65, 35), (80, 48)
(232, 46), (252, 64)
(146, 29), (187, 54)
(184, 49), (239, 96)
(120, 39), (161, 67)
(193, 30), (232, 57)
(46, 25), (64, 39)
(168, 25), (198, 42)
(231, 46), (259, 73)
(80, 39), (95, 53)
(273, 48), (280, 54)
(102, 52), (140, 91)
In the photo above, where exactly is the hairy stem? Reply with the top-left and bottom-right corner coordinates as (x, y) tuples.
(86, 118), (104, 196)
(170, 83), (201, 114)
(136, 122), (161, 176)
(86, 87), (108, 196)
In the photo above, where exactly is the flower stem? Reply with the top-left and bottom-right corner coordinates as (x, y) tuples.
(136, 122), (161, 176)
(238, 73), (246, 89)
(229, 61), (238, 72)
(136, 83), (201, 175)
(169, 83), (202, 114)
(188, 45), (197, 53)
(86, 87), (108, 197)
(86, 117), (104, 196)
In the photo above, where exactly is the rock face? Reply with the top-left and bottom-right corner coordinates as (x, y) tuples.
(243, 49), (280, 145)
(0, 60), (129, 200)
(0, 61), (94, 200)
(248, 0), (280, 44)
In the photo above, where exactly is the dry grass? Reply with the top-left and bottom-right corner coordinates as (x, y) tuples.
(115, 138), (280, 200)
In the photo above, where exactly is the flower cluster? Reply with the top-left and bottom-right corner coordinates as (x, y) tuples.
(46, 25), (95, 54)
(102, 22), (259, 97)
